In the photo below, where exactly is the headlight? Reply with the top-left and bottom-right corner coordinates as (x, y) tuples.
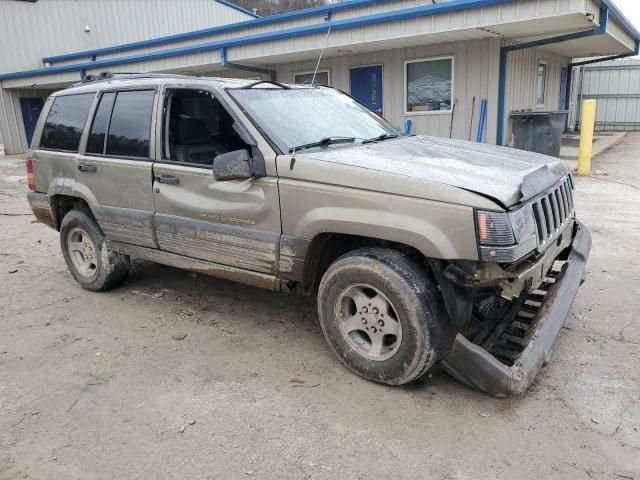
(476, 210), (515, 246)
(476, 207), (538, 263)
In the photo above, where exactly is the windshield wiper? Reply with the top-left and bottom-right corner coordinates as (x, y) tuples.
(362, 133), (398, 144)
(289, 136), (356, 153)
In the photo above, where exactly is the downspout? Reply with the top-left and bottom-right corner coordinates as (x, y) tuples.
(219, 47), (276, 81)
(497, 7), (609, 146)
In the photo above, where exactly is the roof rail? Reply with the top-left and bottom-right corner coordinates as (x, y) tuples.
(237, 80), (291, 89)
(70, 71), (194, 87)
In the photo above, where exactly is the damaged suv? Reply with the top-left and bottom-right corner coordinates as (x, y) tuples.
(27, 73), (591, 397)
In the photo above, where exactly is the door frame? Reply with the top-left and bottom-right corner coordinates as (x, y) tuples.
(19, 97), (45, 147)
(349, 63), (384, 115)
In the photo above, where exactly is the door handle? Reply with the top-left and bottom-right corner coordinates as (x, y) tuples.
(78, 163), (97, 173)
(155, 174), (180, 185)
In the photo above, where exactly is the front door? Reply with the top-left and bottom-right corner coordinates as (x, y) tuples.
(350, 65), (383, 115)
(151, 87), (281, 275)
(20, 97), (45, 147)
(75, 89), (159, 248)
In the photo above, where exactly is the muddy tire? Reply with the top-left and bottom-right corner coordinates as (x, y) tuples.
(59, 209), (129, 292)
(317, 248), (450, 385)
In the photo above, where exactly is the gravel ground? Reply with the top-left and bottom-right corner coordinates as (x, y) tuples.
(0, 136), (639, 480)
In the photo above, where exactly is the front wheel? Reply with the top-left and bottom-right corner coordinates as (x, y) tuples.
(317, 248), (451, 385)
(60, 209), (129, 291)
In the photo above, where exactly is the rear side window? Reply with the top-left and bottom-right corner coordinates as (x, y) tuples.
(86, 92), (116, 155)
(106, 90), (155, 158)
(40, 94), (94, 152)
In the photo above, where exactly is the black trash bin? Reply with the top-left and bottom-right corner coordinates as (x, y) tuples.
(509, 111), (568, 157)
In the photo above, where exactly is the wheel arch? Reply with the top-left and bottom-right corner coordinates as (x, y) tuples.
(48, 194), (93, 231)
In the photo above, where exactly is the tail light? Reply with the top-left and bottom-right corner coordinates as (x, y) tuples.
(26, 156), (35, 191)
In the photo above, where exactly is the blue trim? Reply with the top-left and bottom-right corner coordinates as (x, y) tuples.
(476, 99), (487, 143)
(213, 0), (260, 18)
(219, 47), (276, 80)
(497, 7), (611, 146)
(3, 0), (517, 80)
(597, 0), (640, 42)
(42, 0), (393, 64)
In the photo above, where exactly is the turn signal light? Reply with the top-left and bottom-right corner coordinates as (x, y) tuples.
(26, 157), (35, 191)
(475, 210), (515, 246)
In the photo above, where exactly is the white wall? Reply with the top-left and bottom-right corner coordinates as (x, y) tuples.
(275, 38), (502, 143)
(504, 45), (570, 145)
(0, 0), (253, 73)
(0, 87), (53, 155)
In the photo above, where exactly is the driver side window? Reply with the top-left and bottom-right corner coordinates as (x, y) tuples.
(163, 89), (250, 166)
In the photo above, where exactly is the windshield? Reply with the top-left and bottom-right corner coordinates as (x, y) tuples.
(229, 87), (400, 153)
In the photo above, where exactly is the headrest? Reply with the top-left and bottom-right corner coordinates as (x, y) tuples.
(175, 117), (210, 145)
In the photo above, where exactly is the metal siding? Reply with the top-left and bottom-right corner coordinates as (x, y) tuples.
(608, 18), (636, 51)
(576, 60), (640, 131)
(504, 46), (569, 145)
(0, 86), (52, 154)
(0, 0), (253, 72)
(275, 38), (502, 142)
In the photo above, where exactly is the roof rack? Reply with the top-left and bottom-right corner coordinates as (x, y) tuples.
(237, 80), (291, 89)
(70, 71), (194, 87)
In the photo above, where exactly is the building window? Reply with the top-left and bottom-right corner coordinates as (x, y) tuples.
(293, 70), (330, 86)
(405, 57), (453, 114)
(536, 61), (548, 107)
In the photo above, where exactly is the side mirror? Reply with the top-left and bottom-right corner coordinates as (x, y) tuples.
(212, 149), (253, 181)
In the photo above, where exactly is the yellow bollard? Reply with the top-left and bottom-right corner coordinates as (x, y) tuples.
(578, 99), (597, 176)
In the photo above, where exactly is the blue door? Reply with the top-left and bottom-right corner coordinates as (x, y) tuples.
(350, 65), (383, 114)
(559, 66), (568, 110)
(20, 97), (44, 147)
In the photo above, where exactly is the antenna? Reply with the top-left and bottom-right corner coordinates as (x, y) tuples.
(290, 26), (332, 169)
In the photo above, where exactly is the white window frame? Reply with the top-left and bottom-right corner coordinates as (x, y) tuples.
(292, 69), (331, 86)
(536, 60), (549, 108)
(404, 55), (455, 116)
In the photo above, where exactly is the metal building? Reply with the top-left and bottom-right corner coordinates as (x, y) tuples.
(569, 58), (640, 131)
(1, 0), (639, 154)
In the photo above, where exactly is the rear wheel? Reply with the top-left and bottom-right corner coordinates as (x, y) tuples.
(317, 248), (450, 385)
(60, 209), (129, 291)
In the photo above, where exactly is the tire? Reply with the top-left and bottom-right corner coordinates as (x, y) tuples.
(59, 209), (129, 291)
(317, 247), (451, 385)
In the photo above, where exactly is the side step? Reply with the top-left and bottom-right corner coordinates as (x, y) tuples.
(110, 241), (280, 291)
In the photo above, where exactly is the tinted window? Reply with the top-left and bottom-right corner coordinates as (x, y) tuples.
(86, 92), (116, 155)
(106, 90), (155, 158)
(40, 94), (94, 151)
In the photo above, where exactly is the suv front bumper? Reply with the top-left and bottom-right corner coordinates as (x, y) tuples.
(441, 221), (592, 397)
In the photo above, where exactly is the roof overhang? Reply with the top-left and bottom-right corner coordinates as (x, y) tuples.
(1, 0), (638, 86)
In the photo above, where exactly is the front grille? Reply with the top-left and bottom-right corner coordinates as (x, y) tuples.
(531, 177), (574, 248)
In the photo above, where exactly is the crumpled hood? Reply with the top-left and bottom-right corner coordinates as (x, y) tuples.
(298, 135), (570, 207)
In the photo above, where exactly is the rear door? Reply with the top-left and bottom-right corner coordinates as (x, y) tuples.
(74, 88), (159, 248)
(151, 85), (281, 275)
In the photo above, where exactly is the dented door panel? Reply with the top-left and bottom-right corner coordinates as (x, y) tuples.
(152, 162), (281, 274)
(74, 156), (157, 248)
